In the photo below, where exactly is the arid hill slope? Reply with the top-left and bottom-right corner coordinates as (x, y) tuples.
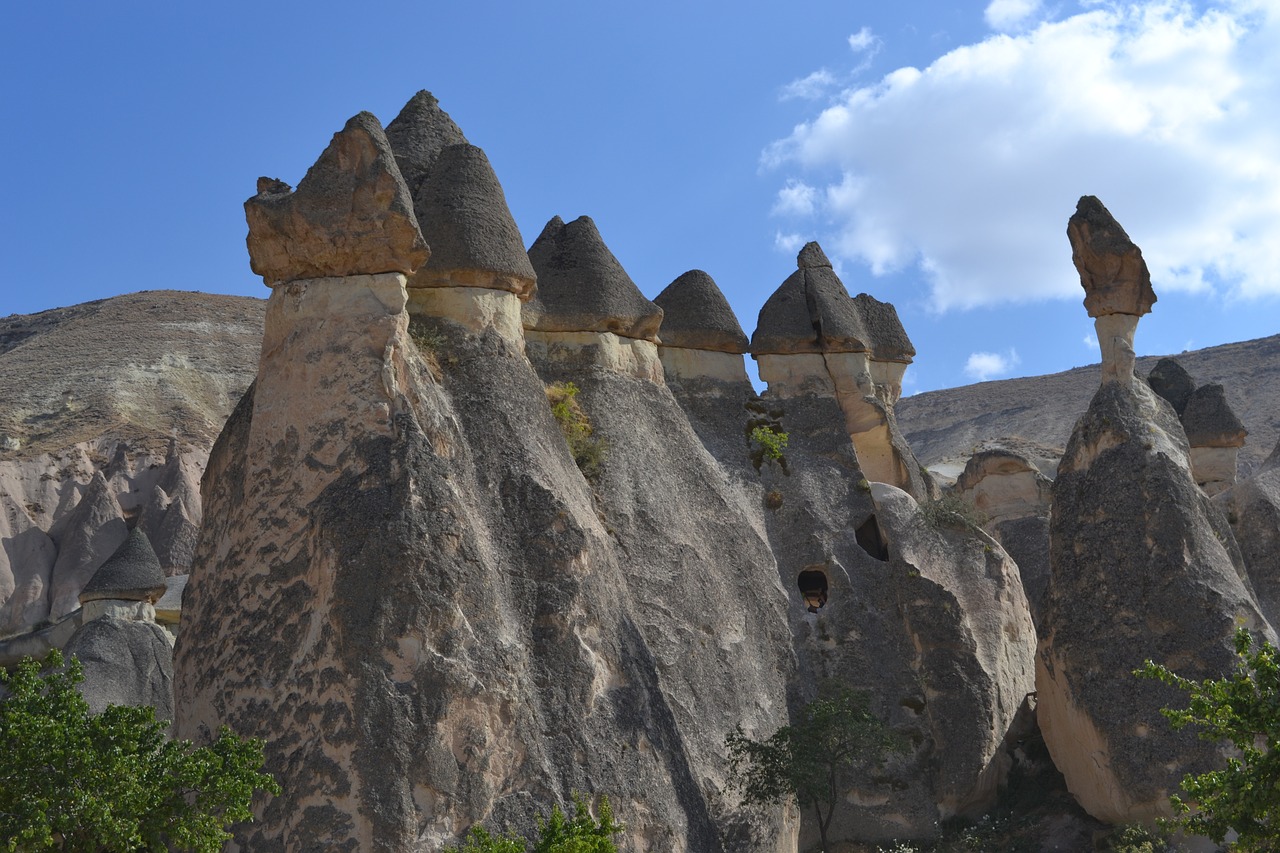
(897, 334), (1280, 476)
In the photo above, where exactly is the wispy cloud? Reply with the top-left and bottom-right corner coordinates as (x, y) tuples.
(964, 349), (1020, 382)
(766, 1), (1280, 312)
(774, 232), (807, 253)
(780, 69), (838, 101)
(848, 26), (878, 53)
(985, 0), (1043, 32)
(772, 180), (820, 216)
(1083, 332), (1099, 350)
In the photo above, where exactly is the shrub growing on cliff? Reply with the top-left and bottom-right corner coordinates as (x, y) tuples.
(1136, 627), (1280, 850)
(0, 650), (279, 852)
(545, 382), (608, 479)
(446, 794), (624, 853)
(750, 425), (789, 463)
(726, 685), (905, 853)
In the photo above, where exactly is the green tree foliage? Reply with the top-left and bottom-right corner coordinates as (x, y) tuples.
(750, 425), (789, 463)
(1136, 627), (1280, 850)
(0, 650), (280, 852)
(446, 794), (624, 853)
(726, 685), (906, 853)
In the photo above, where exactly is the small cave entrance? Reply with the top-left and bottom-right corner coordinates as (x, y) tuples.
(797, 570), (829, 613)
(856, 515), (889, 562)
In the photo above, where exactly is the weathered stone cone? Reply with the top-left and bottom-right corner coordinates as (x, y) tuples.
(522, 215), (663, 340)
(653, 270), (748, 353)
(751, 241), (873, 356)
(1146, 357), (1196, 417)
(1183, 383), (1247, 448)
(384, 89), (469, 192)
(78, 526), (167, 604)
(1037, 205), (1271, 825)
(244, 112), (429, 285)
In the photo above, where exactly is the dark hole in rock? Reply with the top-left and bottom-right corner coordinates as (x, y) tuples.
(900, 696), (926, 714)
(856, 515), (889, 561)
(797, 570), (828, 613)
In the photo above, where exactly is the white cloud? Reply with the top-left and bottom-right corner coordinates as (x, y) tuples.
(1083, 332), (1099, 349)
(773, 180), (820, 216)
(848, 27), (878, 52)
(964, 349), (1021, 381)
(985, 0), (1043, 31)
(774, 231), (806, 253)
(780, 69), (838, 101)
(766, 1), (1280, 312)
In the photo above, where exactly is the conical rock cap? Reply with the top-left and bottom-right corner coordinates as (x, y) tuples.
(751, 241), (869, 355)
(523, 216), (663, 340)
(385, 90), (468, 192)
(79, 527), (168, 604)
(653, 270), (748, 353)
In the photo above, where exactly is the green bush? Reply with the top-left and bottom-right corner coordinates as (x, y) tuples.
(0, 650), (279, 852)
(446, 794), (624, 853)
(546, 382), (608, 479)
(750, 425), (789, 463)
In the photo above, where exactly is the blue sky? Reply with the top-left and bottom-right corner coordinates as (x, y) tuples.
(3, 0), (1277, 394)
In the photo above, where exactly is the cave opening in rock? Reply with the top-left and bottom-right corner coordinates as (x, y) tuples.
(856, 515), (889, 562)
(797, 570), (828, 613)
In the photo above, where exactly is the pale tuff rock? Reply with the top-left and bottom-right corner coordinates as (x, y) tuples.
(47, 472), (127, 621)
(1146, 357), (1196, 417)
(408, 286), (526, 351)
(1038, 246), (1269, 823)
(653, 270), (750, 384)
(523, 216), (663, 341)
(245, 112), (429, 285)
(1221, 440), (1280, 628)
(751, 242), (928, 498)
(523, 330), (664, 383)
(1068, 197), (1155, 384)
(405, 143), (536, 297)
(1067, 196), (1156, 319)
(0, 495), (56, 635)
(956, 448), (1053, 525)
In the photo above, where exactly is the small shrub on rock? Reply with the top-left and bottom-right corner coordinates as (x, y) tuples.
(546, 382), (608, 480)
(750, 425), (789, 463)
(445, 794), (623, 853)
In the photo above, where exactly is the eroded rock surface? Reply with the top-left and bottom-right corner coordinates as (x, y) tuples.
(1221, 439), (1280, 628)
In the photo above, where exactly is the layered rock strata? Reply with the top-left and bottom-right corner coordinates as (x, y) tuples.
(750, 242), (928, 498)
(1037, 198), (1271, 825)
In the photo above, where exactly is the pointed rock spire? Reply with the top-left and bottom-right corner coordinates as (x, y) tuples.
(79, 527), (167, 604)
(523, 215), (663, 340)
(653, 270), (748, 353)
(384, 90), (469, 191)
(409, 143), (536, 296)
(751, 241), (870, 355)
(245, 112), (429, 286)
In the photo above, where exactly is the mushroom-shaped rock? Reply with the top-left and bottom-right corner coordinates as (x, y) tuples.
(79, 527), (167, 605)
(1067, 196), (1156, 318)
(384, 90), (469, 192)
(956, 448), (1053, 524)
(653, 270), (748, 353)
(522, 215), (663, 340)
(408, 143), (536, 297)
(853, 294), (915, 363)
(1182, 384), (1247, 448)
(1147, 357), (1196, 417)
(245, 112), (429, 286)
(751, 241), (870, 355)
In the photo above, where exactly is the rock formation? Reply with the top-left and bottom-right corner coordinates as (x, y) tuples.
(750, 242), (929, 499)
(1220, 439), (1280, 628)
(1182, 383), (1248, 496)
(64, 527), (174, 718)
(244, 112), (430, 286)
(1146, 357), (1196, 417)
(652, 269), (750, 385)
(1036, 197), (1270, 825)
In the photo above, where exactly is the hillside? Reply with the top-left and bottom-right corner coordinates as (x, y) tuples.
(897, 333), (1280, 477)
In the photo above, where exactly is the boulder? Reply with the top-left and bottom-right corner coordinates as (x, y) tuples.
(1067, 196), (1156, 318)
(522, 216), (663, 341)
(64, 616), (174, 718)
(653, 270), (749, 353)
(78, 527), (167, 605)
(245, 112), (429, 285)
(1146, 357), (1196, 417)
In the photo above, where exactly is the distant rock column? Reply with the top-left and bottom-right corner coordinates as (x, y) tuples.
(1036, 196), (1269, 825)
(385, 91), (536, 350)
(750, 242), (929, 499)
(1067, 196), (1156, 383)
(1183, 384), (1248, 495)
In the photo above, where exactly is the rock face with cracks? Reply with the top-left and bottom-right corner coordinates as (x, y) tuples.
(1221, 439), (1280, 629)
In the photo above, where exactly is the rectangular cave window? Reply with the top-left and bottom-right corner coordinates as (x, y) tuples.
(797, 569), (828, 613)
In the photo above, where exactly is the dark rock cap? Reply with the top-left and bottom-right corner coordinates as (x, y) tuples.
(522, 216), (663, 340)
(384, 90), (469, 192)
(79, 527), (168, 604)
(1147, 358), (1196, 417)
(408, 143), (536, 297)
(1182, 383), (1247, 447)
(245, 111), (430, 285)
(1067, 196), (1156, 318)
(752, 241), (914, 360)
(652, 270), (748, 353)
